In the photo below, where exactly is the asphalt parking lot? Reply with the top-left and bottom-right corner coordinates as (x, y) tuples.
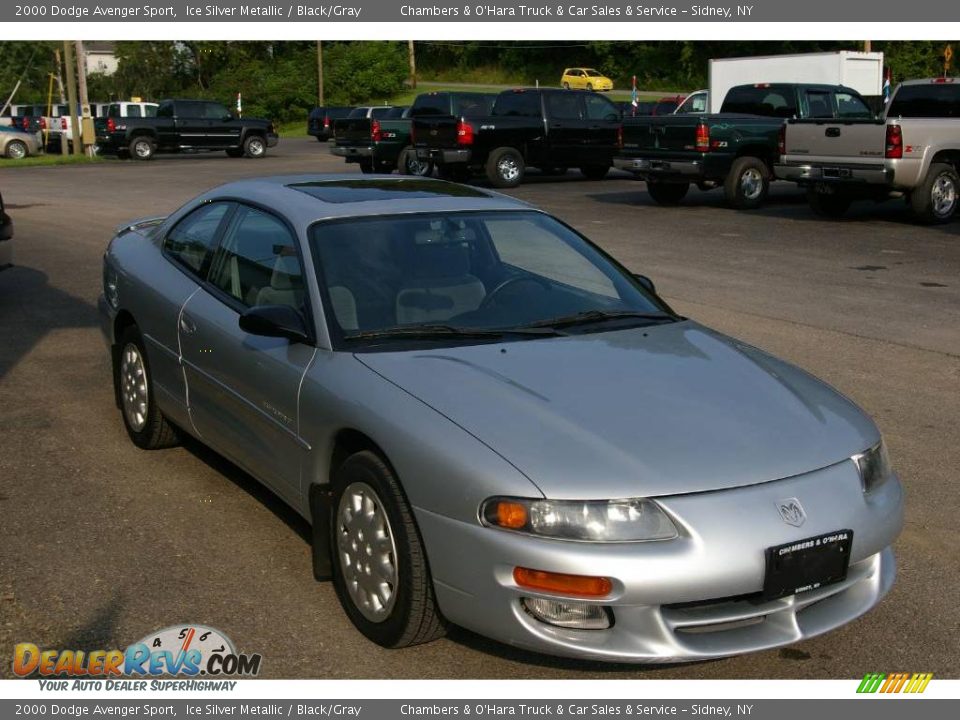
(0, 136), (957, 679)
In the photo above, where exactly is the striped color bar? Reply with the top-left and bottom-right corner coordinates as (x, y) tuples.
(857, 672), (933, 693)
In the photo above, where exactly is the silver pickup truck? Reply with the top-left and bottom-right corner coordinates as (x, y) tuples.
(775, 78), (960, 223)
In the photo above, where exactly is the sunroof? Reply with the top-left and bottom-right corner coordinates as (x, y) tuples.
(288, 179), (489, 203)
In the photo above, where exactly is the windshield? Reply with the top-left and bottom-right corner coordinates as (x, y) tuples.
(309, 210), (674, 348)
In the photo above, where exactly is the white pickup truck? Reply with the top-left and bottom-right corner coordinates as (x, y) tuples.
(775, 78), (960, 223)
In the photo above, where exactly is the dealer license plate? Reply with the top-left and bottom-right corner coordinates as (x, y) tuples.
(763, 530), (853, 601)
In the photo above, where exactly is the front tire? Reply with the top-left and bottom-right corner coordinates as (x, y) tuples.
(129, 136), (155, 161)
(5, 140), (28, 159)
(486, 147), (525, 188)
(647, 181), (689, 206)
(117, 327), (180, 450)
(724, 156), (770, 209)
(243, 134), (267, 158)
(331, 451), (446, 648)
(911, 162), (958, 224)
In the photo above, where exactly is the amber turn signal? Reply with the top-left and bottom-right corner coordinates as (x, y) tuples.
(495, 501), (528, 529)
(513, 567), (613, 598)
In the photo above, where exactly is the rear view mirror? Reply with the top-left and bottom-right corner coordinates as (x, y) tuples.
(239, 305), (310, 343)
(634, 274), (656, 295)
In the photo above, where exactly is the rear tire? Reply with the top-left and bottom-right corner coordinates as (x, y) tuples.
(807, 189), (852, 218)
(486, 147), (525, 188)
(5, 140), (28, 159)
(398, 147), (433, 177)
(647, 181), (689, 206)
(724, 156), (770, 209)
(129, 136), (155, 161)
(243, 134), (267, 158)
(579, 165), (609, 181)
(117, 326), (180, 450)
(910, 162), (958, 224)
(331, 450), (447, 648)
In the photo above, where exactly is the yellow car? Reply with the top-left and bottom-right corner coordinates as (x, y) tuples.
(560, 68), (614, 92)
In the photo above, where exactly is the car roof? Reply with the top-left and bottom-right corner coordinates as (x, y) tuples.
(198, 176), (533, 228)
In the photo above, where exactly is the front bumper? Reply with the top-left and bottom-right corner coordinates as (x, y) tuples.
(266, 133), (279, 148)
(774, 163), (893, 186)
(417, 459), (902, 662)
(417, 147), (472, 165)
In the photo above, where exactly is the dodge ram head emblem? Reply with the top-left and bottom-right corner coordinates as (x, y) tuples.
(776, 498), (806, 527)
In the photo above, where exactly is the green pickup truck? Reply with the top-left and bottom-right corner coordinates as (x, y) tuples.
(614, 83), (874, 209)
(330, 91), (495, 176)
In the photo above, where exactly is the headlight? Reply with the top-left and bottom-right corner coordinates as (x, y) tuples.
(481, 497), (677, 542)
(852, 441), (893, 493)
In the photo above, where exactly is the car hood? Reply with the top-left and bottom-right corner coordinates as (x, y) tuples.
(356, 322), (878, 499)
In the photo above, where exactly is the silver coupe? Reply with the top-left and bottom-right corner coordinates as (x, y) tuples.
(99, 176), (903, 662)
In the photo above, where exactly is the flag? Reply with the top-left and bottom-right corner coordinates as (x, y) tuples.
(883, 68), (891, 104)
(631, 75), (638, 116)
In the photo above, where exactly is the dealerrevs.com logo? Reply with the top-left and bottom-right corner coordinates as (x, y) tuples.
(13, 624), (262, 685)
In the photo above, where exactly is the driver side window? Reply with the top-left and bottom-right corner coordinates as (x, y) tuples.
(207, 206), (304, 310)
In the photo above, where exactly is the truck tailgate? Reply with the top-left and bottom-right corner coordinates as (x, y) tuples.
(622, 115), (702, 152)
(412, 116), (460, 149)
(334, 118), (373, 146)
(782, 120), (886, 165)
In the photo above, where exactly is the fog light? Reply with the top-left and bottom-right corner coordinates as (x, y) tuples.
(522, 597), (611, 629)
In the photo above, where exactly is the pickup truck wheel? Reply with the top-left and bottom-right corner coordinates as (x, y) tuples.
(117, 326), (180, 450)
(225, 147), (244, 158)
(486, 147), (525, 188)
(725, 156), (770, 209)
(911, 162), (959, 224)
(243, 134), (267, 158)
(807, 189), (851, 218)
(580, 165), (610, 181)
(399, 147), (433, 177)
(331, 450), (447, 648)
(646, 181), (689, 206)
(5, 140), (27, 159)
(129, 136), (155, 161)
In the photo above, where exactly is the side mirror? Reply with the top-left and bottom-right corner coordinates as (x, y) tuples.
(239, 305), (310, 343)
(634, 273), (656, 295)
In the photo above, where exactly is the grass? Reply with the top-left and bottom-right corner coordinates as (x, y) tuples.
(276, 120), (308, 138)
(0, 153), (109, 169)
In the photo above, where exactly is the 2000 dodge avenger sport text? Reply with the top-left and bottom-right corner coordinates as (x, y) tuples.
(97, 176), (903, 662)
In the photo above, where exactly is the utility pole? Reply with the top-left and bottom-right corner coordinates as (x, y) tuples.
(75, 40), (93, 157)
(316, 41), (324, 106)
(63, 42), (81, 157)
(53, 49), (69, 155)
(408, 40), (417, 89)
(864, 40), (872, 52)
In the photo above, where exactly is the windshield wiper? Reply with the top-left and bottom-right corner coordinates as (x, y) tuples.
(344, 324), (565, 341)
(522, 309), (679, 330)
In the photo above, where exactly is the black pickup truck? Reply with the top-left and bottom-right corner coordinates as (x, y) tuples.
(307, 105), (354, 142)
(413, 88), (621, 188)
(614, 83), (873, 209)
(95, 98), (278, 160)
(331, 92), (495, 176)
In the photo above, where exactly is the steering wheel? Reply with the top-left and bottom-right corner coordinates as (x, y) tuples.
(480, 275), (551, 310)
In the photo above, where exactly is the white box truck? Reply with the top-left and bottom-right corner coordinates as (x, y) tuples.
(707, 51), (884, 113)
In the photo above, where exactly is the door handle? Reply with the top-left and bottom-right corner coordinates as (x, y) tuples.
(179, 314), (197, 335)
(825, 127), (841, 137)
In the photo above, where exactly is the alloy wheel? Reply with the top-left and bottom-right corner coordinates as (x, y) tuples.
(931, 173), (957, 218)
(740, 167), (764, 200)
(498, 156), (521, 182)
(336, 481), (399, 622)
(120, 343), (149, 432)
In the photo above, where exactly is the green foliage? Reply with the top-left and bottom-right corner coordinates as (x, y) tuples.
(321, 42), (409, 105)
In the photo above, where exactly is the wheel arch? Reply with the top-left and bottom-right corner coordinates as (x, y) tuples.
(929, 149), (960, 171)
(309, 427), (393, 581)
(735, 144), (774, 170)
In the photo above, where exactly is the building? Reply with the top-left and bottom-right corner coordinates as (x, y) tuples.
(84, 42), (118, 76)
